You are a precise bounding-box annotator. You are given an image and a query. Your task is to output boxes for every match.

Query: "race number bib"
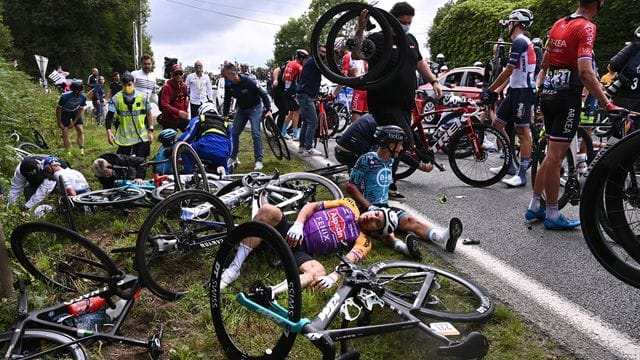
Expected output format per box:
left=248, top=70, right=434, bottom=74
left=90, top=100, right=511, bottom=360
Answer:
left=544, top=69, right=572, bottom=91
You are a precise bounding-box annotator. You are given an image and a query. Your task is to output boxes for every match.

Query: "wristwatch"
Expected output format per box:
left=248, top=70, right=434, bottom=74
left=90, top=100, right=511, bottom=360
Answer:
left=147, top=127, right=154, bottom=131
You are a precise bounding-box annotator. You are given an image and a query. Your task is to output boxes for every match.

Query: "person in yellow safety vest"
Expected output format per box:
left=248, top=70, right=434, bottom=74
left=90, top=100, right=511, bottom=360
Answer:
left=176, top=102, right=232, bottom=173
left=104, top=71, right=154, bottom=159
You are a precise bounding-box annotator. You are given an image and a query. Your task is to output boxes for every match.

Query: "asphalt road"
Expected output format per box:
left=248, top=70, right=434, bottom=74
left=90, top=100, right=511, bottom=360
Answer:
left=290, top=135, right=640, bottom=360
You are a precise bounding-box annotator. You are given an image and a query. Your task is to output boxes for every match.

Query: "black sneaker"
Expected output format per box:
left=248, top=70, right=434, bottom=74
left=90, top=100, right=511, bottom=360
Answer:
left=446, top=218, right=463, bottom=253
left=389, top=182, right=398, bottom=192
left=405, top=234, right=422, bottom=261
left=388, top=191, right=406, bottom=200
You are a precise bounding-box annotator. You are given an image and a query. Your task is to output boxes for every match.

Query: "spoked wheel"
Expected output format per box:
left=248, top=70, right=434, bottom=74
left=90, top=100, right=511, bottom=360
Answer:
left=258, top=172, right=343, bottom=217
left=325, top=104, right=340, bottom=138
left=448, top=123, right=511, bottom=187
left=172, top=141, right=210, bottom=193
left=369, top=260, right=494, bottom=322
left=10, top=222, right=120, bottom=293
left=394, top=150, right=419, bottom=181
left=135, top=190, right=234, bottom=300
left=333, top=102, right=351, bottom=133
left=17, top=142, right=44, bottom=155
left=211, top=222, right=301, bottom=359
left=421, top=95, right=439, bottom=125
left=71, top=187, right=147, bottom=207
left=0, top=329, right=89, bottom=359
left=263, top=114, right=283, bottom=160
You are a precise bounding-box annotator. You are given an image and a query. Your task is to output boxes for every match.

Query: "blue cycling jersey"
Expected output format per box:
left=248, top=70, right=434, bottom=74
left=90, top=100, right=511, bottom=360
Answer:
left=349, top=152, right=393, bottom=205
left=57, top=91, right=87, bottom=113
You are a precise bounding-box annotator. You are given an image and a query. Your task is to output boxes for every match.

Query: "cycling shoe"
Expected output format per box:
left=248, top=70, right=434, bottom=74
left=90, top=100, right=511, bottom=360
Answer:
left=543, top=214, right=580, bottom=230
left=525, top=208, right=546, bottom=221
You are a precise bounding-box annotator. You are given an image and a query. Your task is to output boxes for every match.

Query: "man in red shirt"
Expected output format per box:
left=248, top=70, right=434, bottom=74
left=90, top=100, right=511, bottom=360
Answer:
left=526, top=0, right=623, bottom=230
left=281, top=49, right=308, bottom=140
left=159, top=64, right=190, bottom=131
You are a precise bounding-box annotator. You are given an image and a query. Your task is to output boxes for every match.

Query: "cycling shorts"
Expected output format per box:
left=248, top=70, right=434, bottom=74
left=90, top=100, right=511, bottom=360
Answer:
left=540, top=91, right=582, bottom=142
left=495, top=88, right=535, bottom=127
left=351, top=90, right=368, bottom=114
left=60, top=110, right=84, bottom=127
left=287, top=93, right=300, bottom=112
left=273, top=211, right=313, bottom=267
left=334, top=147, right=361, bottom=169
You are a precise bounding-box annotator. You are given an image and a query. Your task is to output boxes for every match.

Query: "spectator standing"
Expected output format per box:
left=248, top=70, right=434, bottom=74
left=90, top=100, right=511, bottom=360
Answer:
left=222, top=63, right=272, bottom=172
left=56, top=80, right=87, bottom=155
left=109, top=72, right=123, bottom=98
left=185, top=60, right=213, bottom=117
left=159, top=64, right=190, bottom=131
left=271, top=63, right=289, bottom=132
left=132, top=54, right=158, bottom=104
left=93, top=76, right=106, bottom=126
left=296, top=44, right=326, bottom=156
left=87, top=68, right=99, bottom=90
left=281, top=49, right=309, bottom=140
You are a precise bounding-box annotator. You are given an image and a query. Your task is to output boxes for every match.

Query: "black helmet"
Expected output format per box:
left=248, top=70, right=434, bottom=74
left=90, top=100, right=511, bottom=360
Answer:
left=532, top=37, right=543, bottom=47
left=295, top=49, right=309, bottom=59
left=374, top=125, right=405, bottom=144
left=70, top=80, right=83, bottom=92
left=121, top=71, right=134, bottom=84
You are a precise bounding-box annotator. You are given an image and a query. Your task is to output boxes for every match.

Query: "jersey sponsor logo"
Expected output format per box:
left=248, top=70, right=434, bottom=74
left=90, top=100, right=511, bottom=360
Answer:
left=549, top=39, right=567, bottom=48
left=564, top=108, right=576, bottom=134
left=376, top=168, right=392, bottom=187
left=327, top=208, right=347, bottom=240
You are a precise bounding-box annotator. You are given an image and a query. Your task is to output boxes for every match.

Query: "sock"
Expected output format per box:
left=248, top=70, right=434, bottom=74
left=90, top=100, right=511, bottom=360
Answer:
left=428, top=228, right=449, bottom=243
left=229, top=243, right=253, bottom=273
left=528, top=192, right=541, bottom=212
left=518, top=158, right=530, bottom=180
left=270, top=279, right=289, bottom=298
left=546, top=202, right=559, bottom=221
left=393, top=239, right=410, bottom=255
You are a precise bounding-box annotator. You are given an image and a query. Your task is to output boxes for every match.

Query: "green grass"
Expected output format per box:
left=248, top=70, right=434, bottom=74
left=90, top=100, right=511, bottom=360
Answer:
left=0, top=57, right=574, bottom=359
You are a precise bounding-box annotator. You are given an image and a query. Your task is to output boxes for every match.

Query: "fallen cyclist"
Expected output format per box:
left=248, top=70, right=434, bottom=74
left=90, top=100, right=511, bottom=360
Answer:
left=346, top=125, right=462, bottom=260
left=91, top=153, right=147, bottom=189
left=219, top=198, right=398, bottom=293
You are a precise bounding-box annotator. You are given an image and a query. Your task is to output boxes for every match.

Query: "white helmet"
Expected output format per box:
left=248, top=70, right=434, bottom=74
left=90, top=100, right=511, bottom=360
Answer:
left=436, top=53, right=445, bottom=60
left=378, top=208, right=399, bottom=235
left=508, top=9, right=533, bottom=28
left=440, top=65, right=449, bottom=72
left=474, top=61, right=483, bottom=67
left=198, top=102, right=217, bottom=116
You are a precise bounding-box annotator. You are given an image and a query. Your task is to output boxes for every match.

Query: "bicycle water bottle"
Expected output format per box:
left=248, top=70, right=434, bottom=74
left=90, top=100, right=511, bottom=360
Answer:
left=68, top=296, right=106, bottom=317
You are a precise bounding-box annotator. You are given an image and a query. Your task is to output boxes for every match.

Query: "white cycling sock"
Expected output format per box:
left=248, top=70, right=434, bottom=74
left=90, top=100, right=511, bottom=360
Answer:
left=393, top=240, right=410, bottom=255
left=528, top=192, right=542, bottom=212
left=428, top=228, right=449, bottom=243
left=229, top=243, right=253, bottom=273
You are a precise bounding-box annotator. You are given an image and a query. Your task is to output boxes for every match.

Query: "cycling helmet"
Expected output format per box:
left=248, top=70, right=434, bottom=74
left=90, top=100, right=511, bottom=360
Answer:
left=295, top=49, right=309, bottom=59
left=508, top=9, right=533, bottom=28
left=379, top=208, right=399, bottom=235
left=635, top=25, right=640, bottom=39
left=532, top=37, right=543, bottom=47
left=436, top=53, right=445, bottom=60
left=42, top=156, right=61, bottom=169
left=374, top=125, right=405, bottom=144
left=158, top=128, right=177, bottom=146
left=440, top=65, right=449, bottom=72
left=474, top=61, right=484, bottom=67
left=198, top=102, right=217, bottom=116
left=70, top=80, right=83, bottom=92
left=121, top=71, right=134, bottom=84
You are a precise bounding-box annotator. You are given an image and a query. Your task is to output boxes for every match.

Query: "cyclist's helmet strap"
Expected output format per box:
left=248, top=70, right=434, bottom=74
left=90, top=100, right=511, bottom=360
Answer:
left=379, top=208, right=399, bottom=235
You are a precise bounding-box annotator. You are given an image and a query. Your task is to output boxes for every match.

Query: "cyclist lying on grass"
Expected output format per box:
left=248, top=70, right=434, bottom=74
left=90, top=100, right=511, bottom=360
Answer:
left=220, top=198, right=398, bottom=293
left=91, top=153, right=147, bottom=189
left=42, top=156, right=91, bottom=196
left=346, top=125, right=462, bottom=260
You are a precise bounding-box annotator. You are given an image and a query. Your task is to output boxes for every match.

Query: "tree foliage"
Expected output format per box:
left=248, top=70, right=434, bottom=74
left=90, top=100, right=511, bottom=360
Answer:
left=1, top=0, right=152, bottom=82
left=427, top=0, right=640, bottom=71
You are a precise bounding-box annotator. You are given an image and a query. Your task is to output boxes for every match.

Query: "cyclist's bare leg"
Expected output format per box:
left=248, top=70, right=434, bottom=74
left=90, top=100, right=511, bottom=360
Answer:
left=299, top=260, right=326, bottom=289
left=535, top=140, right=570, bottom=203
left=62, top=127, right=71, bottom=150
left=76, top=124, right=85, bottom=150
left=515, top=127, right=532, bottom=159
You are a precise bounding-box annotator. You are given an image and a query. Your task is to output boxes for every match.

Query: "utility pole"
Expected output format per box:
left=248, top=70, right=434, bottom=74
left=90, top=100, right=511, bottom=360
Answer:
left=137, top=0, right=144, bottom=69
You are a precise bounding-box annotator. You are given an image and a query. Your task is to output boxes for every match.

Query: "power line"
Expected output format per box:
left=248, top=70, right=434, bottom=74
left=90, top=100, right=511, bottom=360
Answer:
left=185, top=0, right=282, bottom=16
left=164, top=0, right=282, bottom=26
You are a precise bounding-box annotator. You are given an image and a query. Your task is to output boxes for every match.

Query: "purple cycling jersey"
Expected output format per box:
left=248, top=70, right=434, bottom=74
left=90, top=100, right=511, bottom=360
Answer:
left=303, top=205, right=361, bottom=255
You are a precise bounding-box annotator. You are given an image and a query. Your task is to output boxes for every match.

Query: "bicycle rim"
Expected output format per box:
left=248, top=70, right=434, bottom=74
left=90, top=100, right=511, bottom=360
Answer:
left=531, top=138, right=574, bottom=209
left=394, top=150, right=419, bottom=181
left=10, top=222, right=119, bottom=293
left=71, top=187, right=146, bottom=207
left=172, top=141, right=210, bottom=193
left=279, top=133, right=291, bottom=160
left=449, top=123, right=511, bottom=187
left=211, top=222, right=301, bottom=359
left=369, top=260, right=494, bottom=322
left=136, top=190, right=234, bottom=300
left=0, top=329, right=89, bottom=359
left=334, top=103, right=350, bottom=132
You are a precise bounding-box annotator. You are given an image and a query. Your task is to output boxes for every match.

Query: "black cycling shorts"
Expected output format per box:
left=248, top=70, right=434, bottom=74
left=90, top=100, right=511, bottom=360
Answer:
left=273, top=211, right=313, bottom=267
left=496, top=88, right=535, bottom=127
left=540, top=91, right=582, bottom=142
left=287, top=94, right=300, bottom=112
left=60, top=110, right=83, bottom=127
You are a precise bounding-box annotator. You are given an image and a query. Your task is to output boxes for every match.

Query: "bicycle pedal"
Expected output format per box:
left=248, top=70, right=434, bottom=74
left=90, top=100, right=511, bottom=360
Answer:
left=148, top=324, right=164, bottom=359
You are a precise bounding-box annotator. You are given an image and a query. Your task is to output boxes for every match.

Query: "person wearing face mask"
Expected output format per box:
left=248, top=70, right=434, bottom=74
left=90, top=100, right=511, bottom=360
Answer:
left=105, top=71, right=154, bottom=159
left=353, top=2, right=442, bottom=200
left=295, top=44, right=327, bottom=156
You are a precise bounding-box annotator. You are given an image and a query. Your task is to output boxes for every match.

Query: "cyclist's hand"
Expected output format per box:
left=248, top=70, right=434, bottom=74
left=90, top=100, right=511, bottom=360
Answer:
left=286, top=221, right=304, bottom=246
left=606, top=101, right=627, bottom=116
left=432, top=81, right=443, bottom=99
left=133, top=178, right=144, bottom=185
left=313, top=274, right=338, bottom=291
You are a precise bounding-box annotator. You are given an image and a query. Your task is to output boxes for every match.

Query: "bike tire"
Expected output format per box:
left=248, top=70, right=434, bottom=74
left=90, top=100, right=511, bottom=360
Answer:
left=0, top=329, right=89, bottom=359
left=258, top=172, right=343, bottom=217
left=211, top=221, right=301, bottom=359
left=333, top=102, right=350, bottom=132
left=448, top=123, right=511, bottom=187
left=580, top=131, right=640, bottom=288
left=71, top=187, right=146, bottom=207
left=279, top=132, right=291, bottom=160
left=171, top=141, right=210, bottom=193
left=17, top=142, right=43, bottom=154
left=369, top=260, right=494, bottom=322
left=56, top=175, right=77, bottom=231
left=264, top=115, right=284, bottom=160
left=10, top=222, right=119, bottom=293
left=136, top=189, right=234, bottom=300
left=325, top=104, right=340, bottom=138
left=33, top=129, right=49, bottom=149
left=394, top=151, right=419, bottom=181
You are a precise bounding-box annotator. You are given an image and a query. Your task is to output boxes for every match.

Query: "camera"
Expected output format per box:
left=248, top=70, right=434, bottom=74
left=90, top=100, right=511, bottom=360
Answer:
left=606, top=73, right=630, bottom=97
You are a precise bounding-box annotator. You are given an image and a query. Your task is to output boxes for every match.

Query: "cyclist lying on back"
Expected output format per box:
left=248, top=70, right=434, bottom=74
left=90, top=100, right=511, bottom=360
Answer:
left=219, top=198, right=398, bottom=293
left=42, top=156, right=91, bottom=196
left=346, top=125, right=462, bottom=260
left=176, top=102, right=232, bottom=173
left=91, top=153, right=147, bottom=189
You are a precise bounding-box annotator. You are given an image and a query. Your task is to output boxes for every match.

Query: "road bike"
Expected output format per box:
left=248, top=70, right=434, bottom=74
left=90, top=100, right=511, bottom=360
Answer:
left=135, top=171, right=343, bottom=301
left=314, top=93, right=335, bottom=158
left=210, top=222, right=494, bottom=359
left=580, top=111, right=640, bottom=289
left=262, top=111, right=291, bottom=161
left=5, top=222, right=163, bottom=359
left=10, top=129, right=48, bottom=160
left=396, top=99, right=513, bottom=187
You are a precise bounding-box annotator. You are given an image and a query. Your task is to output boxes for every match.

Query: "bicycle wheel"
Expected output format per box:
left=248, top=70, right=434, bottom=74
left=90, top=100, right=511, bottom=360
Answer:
left=258, top=172, right=343, bottom=217
left=369, top=260, right=494, bottom=322
left=0, top=329, right=89, bottom=359
left=325, top=104, right=340, bottom=138
left=33, top=129, right=49, bottom=149
left=581, top=132, right=640, bottom=288
left=211, top=221, right=301, bottom=359
left=71, top=187, right=146, bottom=207
left=263, top=115, right=283, bottom=160
left=10, top=222, right=120, bottom=293
left=136, top=189, right=234, bottom=300
left=279, top=132, right=291, bottom=160
left=317, top=112, right=329, bottom=158
left=171, top=141, right=210, bottom=193
left=333, top=102, right=350, bottom=133
left=448, top=123, right=511, bottom=187
left=394, top=150, right=419, bottom=181
left=17, top=142, right=43, bottom=155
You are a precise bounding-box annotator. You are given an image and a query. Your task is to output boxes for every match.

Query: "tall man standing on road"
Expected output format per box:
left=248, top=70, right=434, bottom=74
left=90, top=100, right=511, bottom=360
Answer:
left=186, top=60, right=213, bottom=117
left=296, top=44, right=326, bottom=157
left=484, top=9, right=537, bottom=188
left=526, top=0, right=624, bottom=230
left=354, top=2, right=442, bottom=199
left=222, top=63, right=272, bottom=172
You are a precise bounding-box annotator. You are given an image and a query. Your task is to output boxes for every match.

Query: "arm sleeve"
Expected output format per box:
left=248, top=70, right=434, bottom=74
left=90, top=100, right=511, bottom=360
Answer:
left=223, top=83, right=231, bottom=115
left=160, top=85, right=179, bottom=117
left=24, top=179, right=56, bottom=209
left=349, top=233, right=371, bottom=262
left=177, top=117, right=199, bottom=143
left=8, top=167, right=26, bottom=205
